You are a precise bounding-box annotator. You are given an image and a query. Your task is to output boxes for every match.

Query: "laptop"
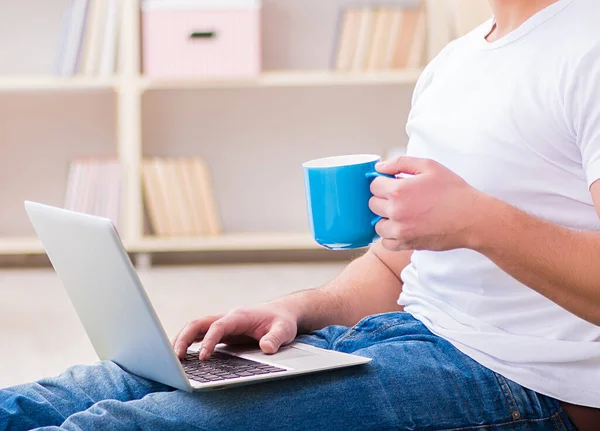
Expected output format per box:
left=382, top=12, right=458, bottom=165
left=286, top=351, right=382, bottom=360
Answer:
left=24, top=201, right=371, bottom=392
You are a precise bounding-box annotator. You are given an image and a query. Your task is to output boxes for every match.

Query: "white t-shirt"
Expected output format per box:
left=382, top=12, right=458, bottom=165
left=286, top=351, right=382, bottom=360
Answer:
left=401, top=0, right=600, bottom=407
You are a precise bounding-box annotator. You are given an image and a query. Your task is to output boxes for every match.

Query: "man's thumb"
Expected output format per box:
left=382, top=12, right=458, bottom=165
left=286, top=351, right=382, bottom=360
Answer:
left=376, top=156, right=432, bottom=176
left=259, top=324, right=288, bottom=354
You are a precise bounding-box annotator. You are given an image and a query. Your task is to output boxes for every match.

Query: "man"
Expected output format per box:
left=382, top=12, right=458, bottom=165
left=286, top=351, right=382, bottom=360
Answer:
left=3, top=0, right=600, bottom=429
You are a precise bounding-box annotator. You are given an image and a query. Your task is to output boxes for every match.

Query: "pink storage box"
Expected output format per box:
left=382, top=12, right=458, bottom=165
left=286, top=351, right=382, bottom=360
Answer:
left=142, top=0, right=261, bottom=79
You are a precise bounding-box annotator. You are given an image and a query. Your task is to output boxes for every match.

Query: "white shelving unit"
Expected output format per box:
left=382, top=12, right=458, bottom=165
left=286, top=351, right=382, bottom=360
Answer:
left=0, top=76, right=118, bottom=92
left=0, top=0, right=420, bottom=260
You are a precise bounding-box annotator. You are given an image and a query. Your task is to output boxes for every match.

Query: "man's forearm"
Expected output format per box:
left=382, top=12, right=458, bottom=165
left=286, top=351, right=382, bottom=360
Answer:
left=470, top=194, right=600, bottom=325
left=271, top=247, right=409, bottom=333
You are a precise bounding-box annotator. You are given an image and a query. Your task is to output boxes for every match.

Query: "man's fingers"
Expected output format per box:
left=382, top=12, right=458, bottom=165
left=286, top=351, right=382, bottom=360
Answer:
left=258, top=321, right=293, bottom=354
left=199, top=317, right=242, bottom=360
left=374, top=218, right=399, bottom=240
left=171, top=328, right=184, bottom=349
left=370, top=176, right=399, bottom=198
left=376, top=156, right=435, bottom=176
left=369, top=196, right=389, bottom=218
left=173, top=315, right=222, bottom=358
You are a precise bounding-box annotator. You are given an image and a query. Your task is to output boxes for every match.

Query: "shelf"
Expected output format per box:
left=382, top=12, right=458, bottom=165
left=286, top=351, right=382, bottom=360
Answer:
left=130, top=232, right=320, bottom=253
left=0, top=233, right=321, bottom=256
left=0, top=70, right=422, bottom=93
left=0, top=76, right=119, bottom=92
left=0, top=237, right=44, bottom=255
left=140, top=69, right=423, bottom=91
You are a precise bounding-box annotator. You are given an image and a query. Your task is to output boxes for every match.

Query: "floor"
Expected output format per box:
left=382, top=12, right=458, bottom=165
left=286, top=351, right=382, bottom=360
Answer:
left=0, top=262, right=346, bottom=388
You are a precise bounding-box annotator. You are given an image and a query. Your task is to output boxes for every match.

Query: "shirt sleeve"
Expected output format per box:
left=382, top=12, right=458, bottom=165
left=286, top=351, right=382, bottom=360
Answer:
left=568, top=42, right=600, bottom=188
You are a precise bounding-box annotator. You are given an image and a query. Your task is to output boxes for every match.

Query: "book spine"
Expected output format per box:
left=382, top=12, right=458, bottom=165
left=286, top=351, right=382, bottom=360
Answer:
left=99, top=0, right=120, bottom=76
left=83, top=0, right=107, bottom=75
left=164, top=158, right=190, bottom=236
left=61, top=0, right=89, bottom=76
left=180, top=158, right=205, bottom=235
left=64, top=160, right=81, bottom=210
left=351, top=7, right=374, bottom=71
left=142, top=159, right=168, bottom=237
left=334, top=8, right=360, bottom=72
left=153, top=158, right=177, bottom=236
left=382, top=9, right=403, bottom=70
left=192, top=158, right=221, bottom=236
left=54, top=1, right=74, bottom=76
left=366, top=8, right=387, bottom=71
left=407, top=9, right=427, bottom=69
left=392, top=10, right=418, bottom=69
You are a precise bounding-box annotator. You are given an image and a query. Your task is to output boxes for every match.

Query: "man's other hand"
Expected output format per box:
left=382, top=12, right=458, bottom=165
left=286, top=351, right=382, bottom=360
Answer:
left=370, top=156, right=486, bottom=252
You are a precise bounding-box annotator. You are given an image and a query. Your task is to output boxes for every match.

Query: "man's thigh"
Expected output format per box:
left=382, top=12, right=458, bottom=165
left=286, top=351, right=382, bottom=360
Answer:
left=43, top=313, right=575, bottom=431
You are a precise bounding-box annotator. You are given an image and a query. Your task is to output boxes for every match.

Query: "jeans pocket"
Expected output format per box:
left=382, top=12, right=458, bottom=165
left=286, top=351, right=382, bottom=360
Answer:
left=493, top=372, right=523, bottom=421
left=492, top=372, right=573, bottom=430
left=331, top=312, right=415, bottom=352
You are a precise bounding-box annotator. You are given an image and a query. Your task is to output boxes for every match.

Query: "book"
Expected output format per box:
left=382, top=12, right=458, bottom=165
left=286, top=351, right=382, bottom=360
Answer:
left=54, top=2, right=74, bottom=75
left=99, top=0, right=121, bottom=76
left=351, top=7, right=375, bottom=71
left=78, top=159, right=94, bottom=214
left=191, top=158, right=221, bottom=236
left=366, top=8, right=395, bottom=71
left=82, top=0, right=107, bottom=75
left=179, top=158, right=206, bottom=235
left=87, top=161, right=101, bottom=216
left=334, top=8, right=361, bottom=71
left=60, top=0, right=90, bottom=76
left=80, top=0, right=97, bottom=74
left=166, top=158, right=193, bottom=236
left=105, top=161, right=123, bottom=228
left=391, top=9, right=421, bottom=69
left=382, top=9, right=404, bottom=70
left=406, top=8, right=427, bottom=69
left=64, top=158, right=123, bottom=228
left=333, top=5, right=428, bottom=72
left=141, top=157, right=222, bottom=237
left=142, top=159, right=170, bottom=236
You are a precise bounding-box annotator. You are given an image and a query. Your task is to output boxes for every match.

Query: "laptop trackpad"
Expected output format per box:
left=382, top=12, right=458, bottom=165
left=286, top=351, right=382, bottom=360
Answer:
left=223, top=345, right=317, bottom=361
left=259, top=346, right=316, bottom=360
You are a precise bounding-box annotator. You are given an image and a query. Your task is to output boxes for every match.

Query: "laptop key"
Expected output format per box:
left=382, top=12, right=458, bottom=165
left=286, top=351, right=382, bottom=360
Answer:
left=204, top=376, right=225, bottom=381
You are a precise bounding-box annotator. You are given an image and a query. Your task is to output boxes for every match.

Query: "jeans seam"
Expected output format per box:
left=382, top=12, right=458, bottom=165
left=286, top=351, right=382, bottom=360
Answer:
left=331, top=327, right=359, bottom=350
left=330, top=313, right=408, bottom=350
left=331, top=320, right=410, bottom=351
left=437, top=409, right=567, bottom=431
left=552, top=409, right=568, bottom=431
left=493, top=373, right=521, bottom=421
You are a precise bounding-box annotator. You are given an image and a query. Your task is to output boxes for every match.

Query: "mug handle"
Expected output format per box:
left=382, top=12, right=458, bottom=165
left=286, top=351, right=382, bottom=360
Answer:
left=366, top=172, right=396, bottom=226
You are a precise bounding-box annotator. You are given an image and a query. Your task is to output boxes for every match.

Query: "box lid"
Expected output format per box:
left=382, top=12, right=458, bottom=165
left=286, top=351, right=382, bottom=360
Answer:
left=142, top=0, right=261, bottom=11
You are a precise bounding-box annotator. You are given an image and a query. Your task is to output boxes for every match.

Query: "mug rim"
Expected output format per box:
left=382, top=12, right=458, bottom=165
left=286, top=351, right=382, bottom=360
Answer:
left=302, top=154, right=381, bottom=169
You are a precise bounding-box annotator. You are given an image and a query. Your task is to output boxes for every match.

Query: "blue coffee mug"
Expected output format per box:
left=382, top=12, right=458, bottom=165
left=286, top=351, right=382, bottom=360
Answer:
left=302, top=154, right=394, bottom=250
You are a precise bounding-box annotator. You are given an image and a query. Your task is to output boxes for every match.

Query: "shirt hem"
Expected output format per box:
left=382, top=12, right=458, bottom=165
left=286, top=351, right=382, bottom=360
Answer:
left=406, top=309, right=600, bottom=408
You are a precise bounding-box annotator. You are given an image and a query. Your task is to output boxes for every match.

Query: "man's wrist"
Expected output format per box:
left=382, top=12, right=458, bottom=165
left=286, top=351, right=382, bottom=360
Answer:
left=268, top=290, right=317, bottom=333
left=463, top=192, right=514, bottom=253
left=269, top=288, right=343, bottom=334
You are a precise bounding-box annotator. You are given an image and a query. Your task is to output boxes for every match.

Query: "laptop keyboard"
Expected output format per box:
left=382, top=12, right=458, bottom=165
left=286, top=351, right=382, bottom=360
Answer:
left=181, top=351, right=286, bottom=383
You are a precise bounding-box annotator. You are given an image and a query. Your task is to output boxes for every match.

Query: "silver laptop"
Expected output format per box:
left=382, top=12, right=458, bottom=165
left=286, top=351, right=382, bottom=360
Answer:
left=24, top=201, right=371, bottom=392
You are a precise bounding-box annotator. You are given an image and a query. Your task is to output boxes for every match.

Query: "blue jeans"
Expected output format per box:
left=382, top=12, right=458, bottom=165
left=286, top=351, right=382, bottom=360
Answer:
left=1, top=312, right=575, bottom=430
